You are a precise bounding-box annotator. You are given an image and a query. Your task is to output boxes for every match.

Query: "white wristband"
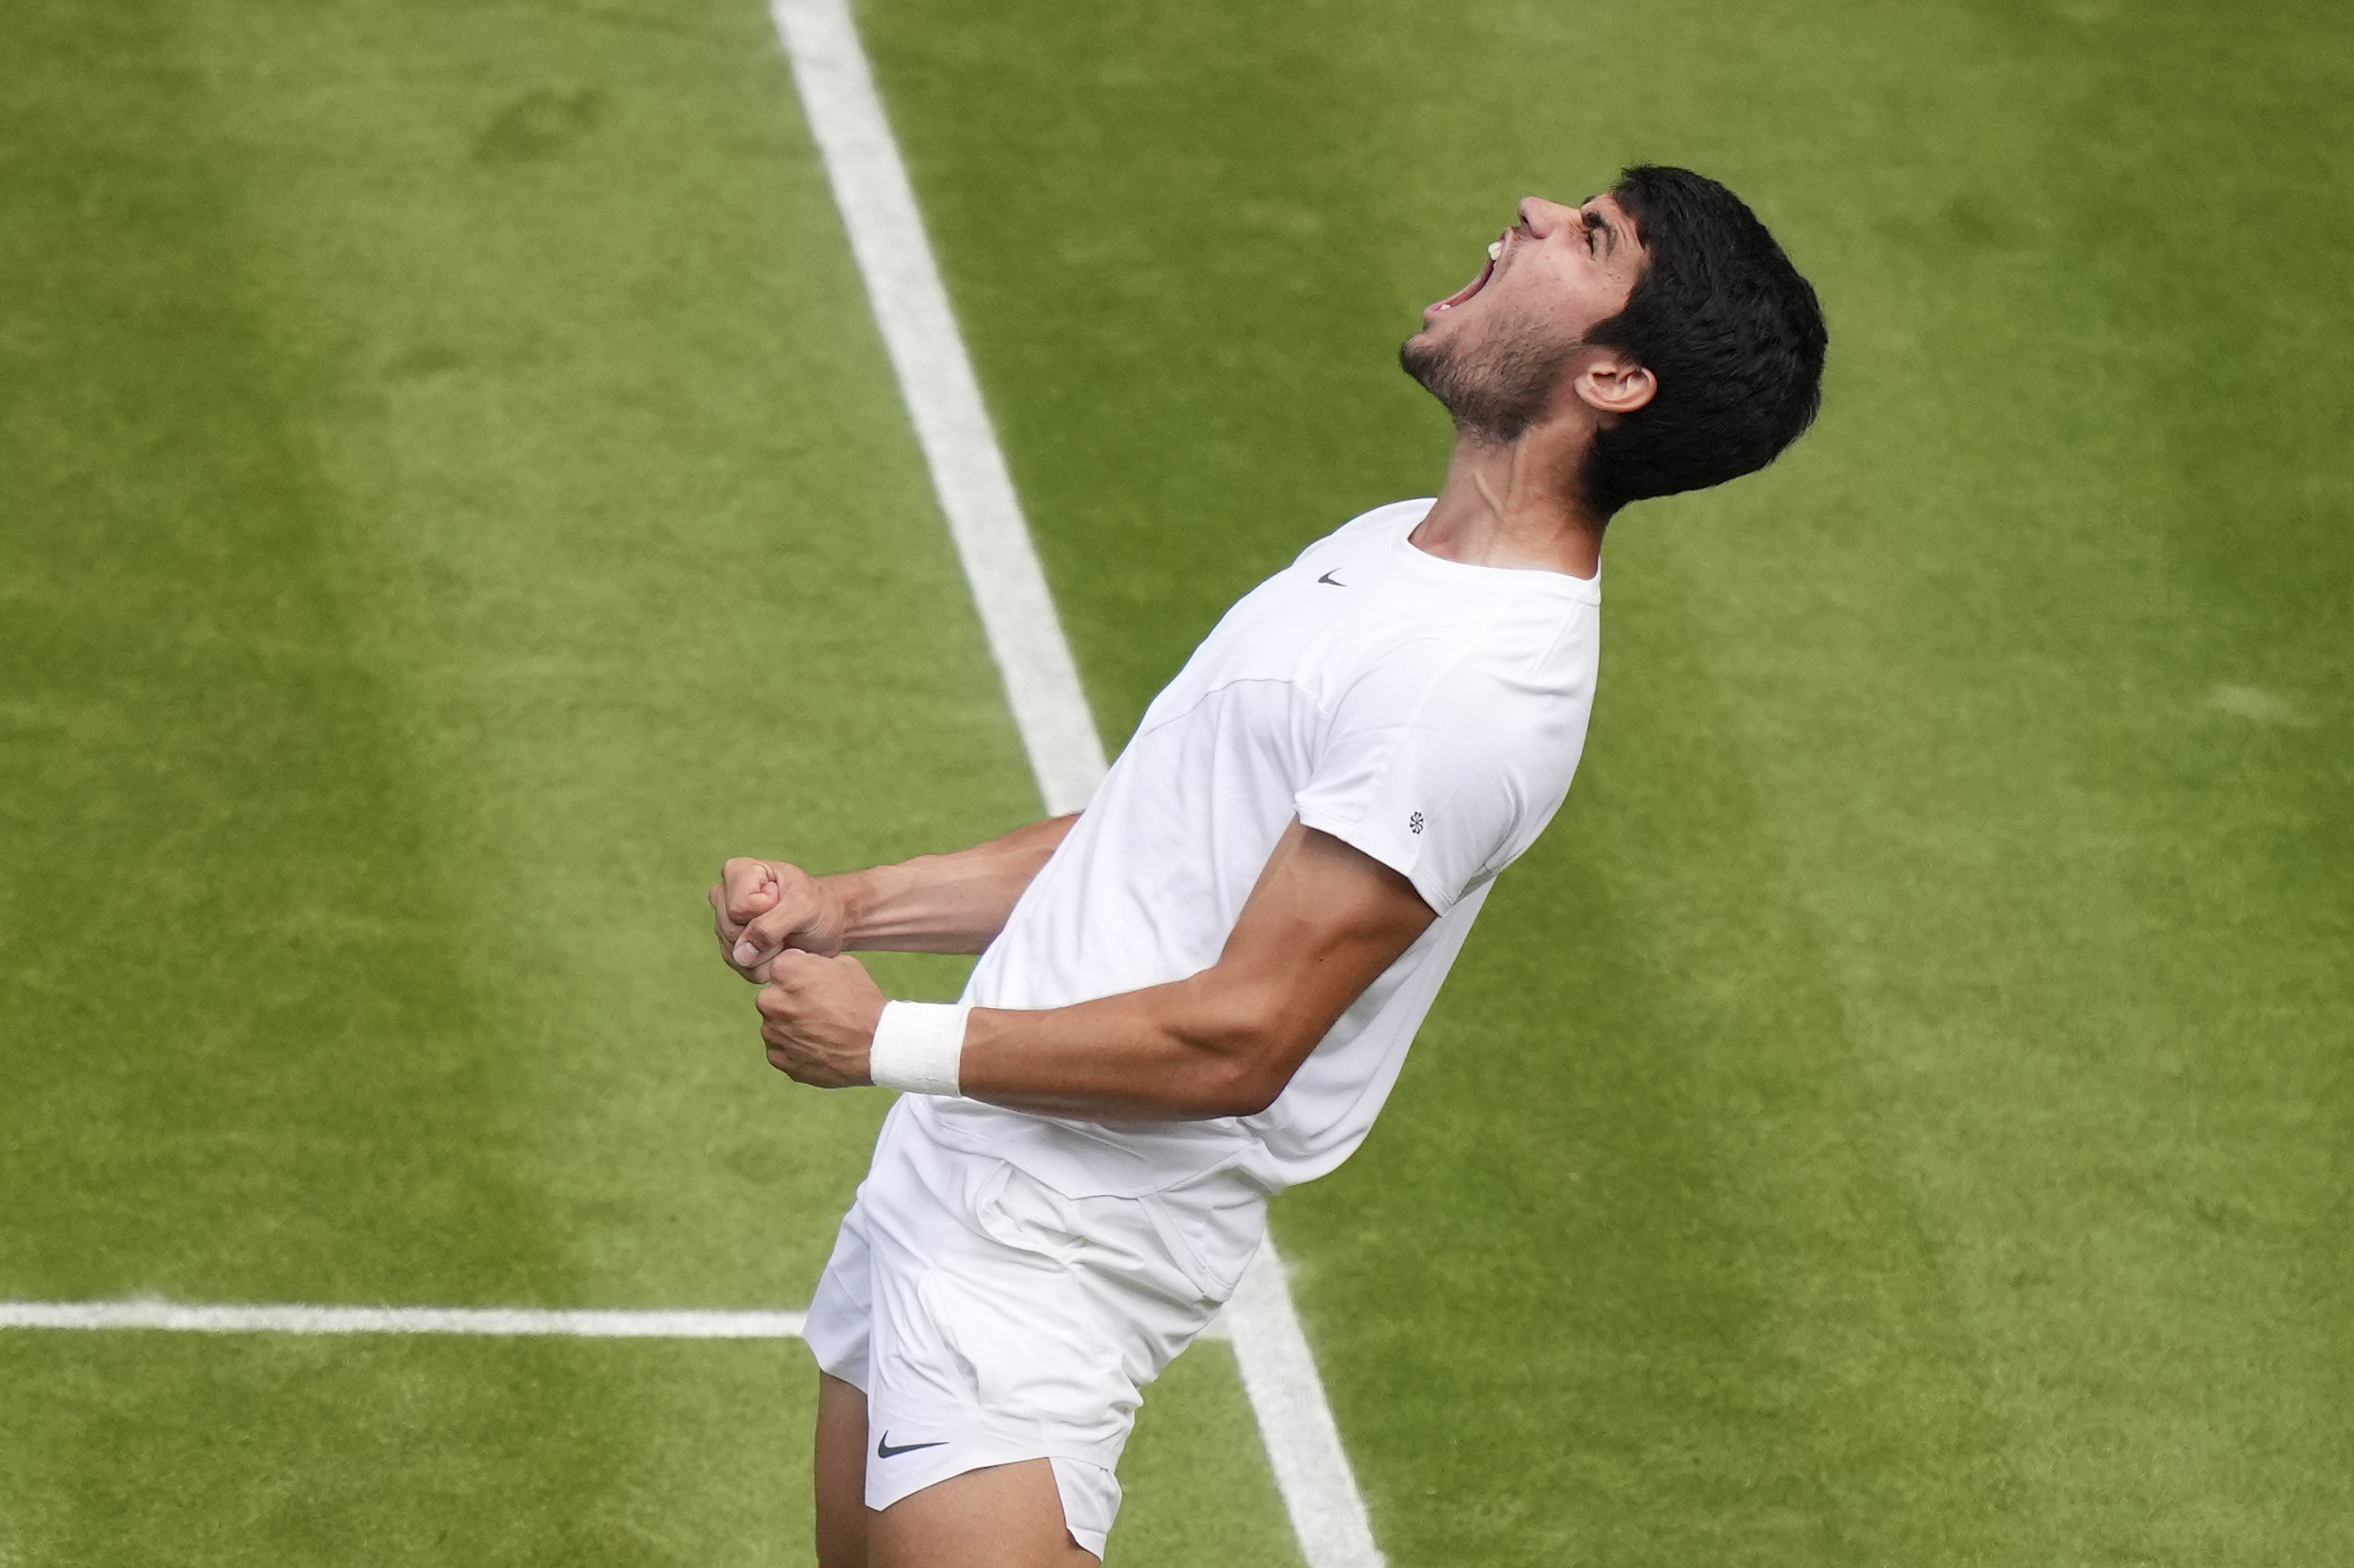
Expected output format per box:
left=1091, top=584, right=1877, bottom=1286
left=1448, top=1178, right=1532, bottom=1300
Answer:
left=868, top=1001, right=970, bottom=1097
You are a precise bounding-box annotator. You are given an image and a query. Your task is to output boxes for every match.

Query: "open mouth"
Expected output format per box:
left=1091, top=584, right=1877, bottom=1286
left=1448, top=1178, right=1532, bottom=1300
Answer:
left=1424, top=230, right=1510, bottom=320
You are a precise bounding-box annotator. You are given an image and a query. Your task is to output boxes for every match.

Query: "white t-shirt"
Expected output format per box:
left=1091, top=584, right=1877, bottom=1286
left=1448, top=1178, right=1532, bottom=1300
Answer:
left=909, top=498, right=1601, bottom=1198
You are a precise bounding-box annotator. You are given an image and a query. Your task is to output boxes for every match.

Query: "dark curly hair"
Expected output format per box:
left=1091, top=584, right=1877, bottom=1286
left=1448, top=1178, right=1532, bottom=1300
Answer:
left=1579, top=165, right=1827, bottom=517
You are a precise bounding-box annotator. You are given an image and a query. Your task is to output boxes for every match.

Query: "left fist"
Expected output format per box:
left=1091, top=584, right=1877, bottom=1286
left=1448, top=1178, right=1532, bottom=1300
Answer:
left=755, top=951, right=889, bottom=1088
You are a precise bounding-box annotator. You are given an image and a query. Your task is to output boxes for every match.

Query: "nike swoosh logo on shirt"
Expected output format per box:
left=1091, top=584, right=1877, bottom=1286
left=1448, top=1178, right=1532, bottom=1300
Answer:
left=1317, top=570, right=1345, bottom=586
left=876, top=1434, right=949, bottom=1460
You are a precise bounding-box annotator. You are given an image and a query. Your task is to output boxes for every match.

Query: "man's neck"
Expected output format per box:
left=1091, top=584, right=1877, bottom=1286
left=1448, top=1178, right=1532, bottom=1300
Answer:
left=1410, top=430, right=1606, bottom=580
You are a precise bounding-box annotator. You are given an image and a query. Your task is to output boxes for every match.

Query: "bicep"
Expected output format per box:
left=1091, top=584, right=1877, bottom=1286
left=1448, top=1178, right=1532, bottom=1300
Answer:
left=1206, top=818, right=1437, bottom=1065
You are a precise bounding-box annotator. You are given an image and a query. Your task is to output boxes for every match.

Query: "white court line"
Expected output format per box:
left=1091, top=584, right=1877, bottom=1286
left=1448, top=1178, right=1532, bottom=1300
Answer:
left=0, top=1298, right=1233, bottom=1344
left=0, top=1301, right=806, bottom=1338
left=769, top=0, right=1102, bottom=818
left=769, top=3, right=1386, bottom=1564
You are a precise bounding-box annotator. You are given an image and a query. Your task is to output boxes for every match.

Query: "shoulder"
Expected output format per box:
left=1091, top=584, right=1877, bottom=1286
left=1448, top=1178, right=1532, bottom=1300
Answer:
left=1338, top=577, right=1597, bottom=696
left=1312, top=604, right=1597, bottom=789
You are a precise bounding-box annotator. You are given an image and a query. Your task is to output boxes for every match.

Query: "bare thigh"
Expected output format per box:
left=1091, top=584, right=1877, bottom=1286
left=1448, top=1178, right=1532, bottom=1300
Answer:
left=815, top=1372, right=871, bottom=1568
left=812, top=1371, right=1097, bottom=1568
left=871, top=1457, right=1099, bottom=1568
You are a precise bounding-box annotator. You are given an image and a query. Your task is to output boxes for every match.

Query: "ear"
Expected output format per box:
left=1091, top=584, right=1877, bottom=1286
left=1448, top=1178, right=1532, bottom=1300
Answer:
left=1570, top=354, right=1656, bottom=417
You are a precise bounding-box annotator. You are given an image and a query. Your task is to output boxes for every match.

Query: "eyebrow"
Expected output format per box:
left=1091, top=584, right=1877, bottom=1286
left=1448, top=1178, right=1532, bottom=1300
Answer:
left=1584, top=207, right=1619, bottom=258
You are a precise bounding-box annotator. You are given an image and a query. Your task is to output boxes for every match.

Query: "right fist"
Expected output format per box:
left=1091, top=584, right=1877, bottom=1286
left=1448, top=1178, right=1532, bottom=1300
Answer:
left=709, top=858, right=849, bottom=981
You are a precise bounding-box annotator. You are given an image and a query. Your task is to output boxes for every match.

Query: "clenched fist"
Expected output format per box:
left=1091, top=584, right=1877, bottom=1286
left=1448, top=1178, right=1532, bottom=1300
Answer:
left=756, top=950, right=888, bottom=1088
left=709, top=857, right=853, bottom=981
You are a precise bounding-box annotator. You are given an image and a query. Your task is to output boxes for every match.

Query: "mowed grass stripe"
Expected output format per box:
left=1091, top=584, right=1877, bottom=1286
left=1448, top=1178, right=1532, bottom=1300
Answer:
left=0, top=0, right=1304, bottom=1562
left=0, top=0, right=561, bottom=1320
left=0, top=1332, right=820, bottom=1565
left=159, top=0, right=1026, bottom=1309
left=855, top=0, right=2354, bottom=1563
left=0, top=0, right=677, bottom=1555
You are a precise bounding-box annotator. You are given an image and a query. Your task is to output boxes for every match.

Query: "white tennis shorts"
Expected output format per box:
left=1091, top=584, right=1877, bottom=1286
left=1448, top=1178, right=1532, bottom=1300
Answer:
left=803, top=1101, right=1267, bottom=1558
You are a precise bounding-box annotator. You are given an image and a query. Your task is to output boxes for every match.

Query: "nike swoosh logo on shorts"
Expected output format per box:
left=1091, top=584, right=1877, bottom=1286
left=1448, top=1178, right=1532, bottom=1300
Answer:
left=1317, top=570, right=1345, bottom=586
left=876, top=1433, right=949, bottom=1459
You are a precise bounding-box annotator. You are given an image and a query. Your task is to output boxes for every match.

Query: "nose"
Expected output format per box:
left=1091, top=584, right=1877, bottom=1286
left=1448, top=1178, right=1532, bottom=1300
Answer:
left=1516, top=196, right=1581, bottom=235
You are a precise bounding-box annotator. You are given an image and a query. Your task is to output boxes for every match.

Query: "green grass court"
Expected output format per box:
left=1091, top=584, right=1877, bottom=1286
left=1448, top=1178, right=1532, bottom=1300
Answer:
left=4, top=0, right=2350, bottom=1562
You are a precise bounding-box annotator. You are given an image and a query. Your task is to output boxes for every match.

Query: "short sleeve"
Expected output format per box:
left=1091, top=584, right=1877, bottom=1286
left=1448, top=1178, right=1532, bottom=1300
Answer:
left=1293, top=641, right=1587, bottom=915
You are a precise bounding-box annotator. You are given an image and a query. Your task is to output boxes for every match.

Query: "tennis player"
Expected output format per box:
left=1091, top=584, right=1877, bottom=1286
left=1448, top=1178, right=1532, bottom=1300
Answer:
left=712, top=165, right=1824, bottom=1567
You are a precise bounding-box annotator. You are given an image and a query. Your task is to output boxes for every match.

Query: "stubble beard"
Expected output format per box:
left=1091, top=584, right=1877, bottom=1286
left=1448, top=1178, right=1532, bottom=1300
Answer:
left=1398, top=314, right=1576, bottom=445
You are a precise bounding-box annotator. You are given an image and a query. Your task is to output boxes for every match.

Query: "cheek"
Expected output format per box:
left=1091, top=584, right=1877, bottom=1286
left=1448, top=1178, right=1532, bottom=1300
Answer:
left=1561, top=278, right=1629, bottom=340
left=1596, top=256, right=1644, bottom=314
left=1508, top=256, right=1602, bottom=332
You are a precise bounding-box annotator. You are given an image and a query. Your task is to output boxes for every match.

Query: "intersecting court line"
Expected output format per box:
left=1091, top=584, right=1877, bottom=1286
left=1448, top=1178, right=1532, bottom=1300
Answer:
left=769, top=2, right=1385, bottom=1563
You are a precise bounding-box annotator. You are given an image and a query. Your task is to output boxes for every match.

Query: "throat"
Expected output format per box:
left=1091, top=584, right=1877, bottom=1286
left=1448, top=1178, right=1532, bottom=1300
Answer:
left=1414, top=439, right=1604, bottom=579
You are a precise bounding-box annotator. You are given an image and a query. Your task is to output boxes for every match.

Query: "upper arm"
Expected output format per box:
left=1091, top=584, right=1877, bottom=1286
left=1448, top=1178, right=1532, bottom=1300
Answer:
left=1196, top=818, right=1438, bottom=1106
left=1199, top=639, right=1590, bottom=1107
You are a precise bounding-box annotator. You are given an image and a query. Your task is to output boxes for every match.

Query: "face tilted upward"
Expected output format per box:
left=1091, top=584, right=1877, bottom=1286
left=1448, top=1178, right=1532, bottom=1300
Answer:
left=1400, top=193, right=1649, bottom=444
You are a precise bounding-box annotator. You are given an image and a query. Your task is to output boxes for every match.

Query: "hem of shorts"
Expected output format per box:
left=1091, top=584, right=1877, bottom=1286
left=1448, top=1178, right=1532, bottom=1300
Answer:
left=1049, top=1456, right=1111, bottom=1562
left=867, top=1437, right=1117, bottom=1557
left=802, top=1326, right=867, bottom=1393
left=865, top=1435, right=1109, bottom=1511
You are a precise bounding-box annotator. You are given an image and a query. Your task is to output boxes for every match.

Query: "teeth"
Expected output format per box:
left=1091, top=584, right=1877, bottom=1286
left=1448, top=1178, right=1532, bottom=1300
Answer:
left=1488, top=240, right=1503, bottom=260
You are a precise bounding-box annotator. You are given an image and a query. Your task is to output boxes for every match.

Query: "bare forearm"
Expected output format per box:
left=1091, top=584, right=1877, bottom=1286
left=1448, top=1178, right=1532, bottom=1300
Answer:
left=958, top=974, right=1301, bottom=1121
left=749, top=822, right=1436, bottom=1120
left=947, top=822, right=1433, bottom=1119
left=829, top=815, right=1075, bottom=954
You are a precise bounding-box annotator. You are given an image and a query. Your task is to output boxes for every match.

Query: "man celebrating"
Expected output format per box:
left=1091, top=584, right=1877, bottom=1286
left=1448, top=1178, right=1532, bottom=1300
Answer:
left=712, top=165, right=1825, bottom=1567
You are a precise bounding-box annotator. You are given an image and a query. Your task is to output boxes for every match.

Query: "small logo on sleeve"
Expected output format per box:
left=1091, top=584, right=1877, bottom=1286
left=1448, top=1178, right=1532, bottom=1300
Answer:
left=1408, top=811, right=1424, bottom=835
left=876, top=1433, right=949, bottom=1459
left=1317, top=570, right=1346, bottom=586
